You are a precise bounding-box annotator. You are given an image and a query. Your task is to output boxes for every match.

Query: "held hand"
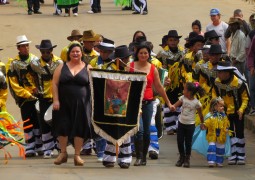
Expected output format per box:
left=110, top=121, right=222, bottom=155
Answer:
left=168, top=105, right=175, bottom=112
left=200, top=123, right=206, bottom=130
left=164, top=77, right=171, bottom=87
left=53, top=101, right=60, bottom=111
left=237, top=110, right=243, bottom=120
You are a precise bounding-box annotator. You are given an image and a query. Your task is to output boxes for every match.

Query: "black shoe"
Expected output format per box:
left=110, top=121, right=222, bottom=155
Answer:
left=37, top=151, right=44, bottom=156
left=132, top=11, right=140, bottom=14
left=119, top=162, right=130, bottom=169
left=34, top=11, right=42, bottom=14
left=183, top=155, right=190, bottom=168
left=28, top=11, right=33, bottom=15
left=103, top=161, right=115, bottom=168
left=80, top=148, right=92, bottom=155
left=122, top=6, right=132, bottom=11
left=149, top=151, right=158, bottom=160
left=25, top=152, right=36, bottom=157
left=175, top=155, right=185, bottom=167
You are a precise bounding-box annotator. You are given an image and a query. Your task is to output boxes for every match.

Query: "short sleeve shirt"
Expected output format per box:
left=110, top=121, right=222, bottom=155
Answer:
left=179, top=95, right=202, bottom=125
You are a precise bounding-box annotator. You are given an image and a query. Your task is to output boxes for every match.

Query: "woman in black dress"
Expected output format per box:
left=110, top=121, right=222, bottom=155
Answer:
left=52, top=41, right=92, bottom=166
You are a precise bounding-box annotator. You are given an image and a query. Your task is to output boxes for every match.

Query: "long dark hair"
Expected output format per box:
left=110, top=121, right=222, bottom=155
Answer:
left=192, top=20, right=202, bottom=32
left=132, top=30, right=146, bottom=42
left=67, top=41, right=84, bottom=62
left=133, top=42, right=151, bottom=62
left=186, top=82, right=205, bottom=97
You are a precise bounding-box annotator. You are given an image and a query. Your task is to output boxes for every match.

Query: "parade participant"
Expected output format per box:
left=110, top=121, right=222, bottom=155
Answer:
left=159, top=35, right=168, bottom=49
left=0, top=48, right=7, bottom=112
left=157, top=30, right=184, bottom=135
left=30, top=40, right=63, bottom=159
left=60, top=29, right=83, bottom=62
left=52, top=41, right=92, bottom=166
left=57, top=0, right=79, bottom=16
left=206, top=8, right=230, bottom=54
left=204, top=30, right=221, bottom=45
left=132, top=0, right=148, bottom=15
left=80, top=30, right=100, bottom=64
left=212, top=61, right=249, bottom=165
left=7, top=35, right=43, bottom=157
left=102, top=45, right=133, bottom=169
left=126, top=42, right=175, bottom=166
left=174, top=82, right=205, bottom=168
left=192, top=20, right=204, bottom=36
left=0, top=0, right=9, bottom=5
left=87, top=0, right=101, bottom=14
left=90, top=38, right=116, bottom=162
left=27, top=0, right=42, bottom=15
left=228, top=17, right=246, bottom=75
left=200, top=97, right=230, bottom=167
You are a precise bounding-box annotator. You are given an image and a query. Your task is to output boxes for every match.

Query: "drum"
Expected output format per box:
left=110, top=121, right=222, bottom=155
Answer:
left=44, top=104, right=53, bottom=126
left=35, top=100, right=40, bottom=112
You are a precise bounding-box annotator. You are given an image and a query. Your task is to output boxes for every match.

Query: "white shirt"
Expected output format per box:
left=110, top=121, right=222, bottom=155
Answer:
left=179, top=95, right=202, bottom=125
left=206, top=21, right=229, bottom=52
left=230, top=30, right=246, bottom=62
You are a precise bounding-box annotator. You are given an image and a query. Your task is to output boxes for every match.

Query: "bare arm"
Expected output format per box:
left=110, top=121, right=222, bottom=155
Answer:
left=153, top=68, right=174, bottom=111
left=52, top=63, right=63, bottom=110
left=226, top=38, right=231, bottom=55
left=173, top=100, right=182, bottom=108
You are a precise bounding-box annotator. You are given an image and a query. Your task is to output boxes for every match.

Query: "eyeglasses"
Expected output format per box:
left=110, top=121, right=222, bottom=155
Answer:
left=40, top=51, right=51, bottom=54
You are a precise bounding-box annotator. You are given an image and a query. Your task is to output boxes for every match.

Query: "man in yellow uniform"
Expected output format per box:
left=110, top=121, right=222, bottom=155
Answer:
left=0, top=48, right=7, bottom=112
left=30, top=40, right=63, bottom=159
left=7, top=35, right=42, bottom=157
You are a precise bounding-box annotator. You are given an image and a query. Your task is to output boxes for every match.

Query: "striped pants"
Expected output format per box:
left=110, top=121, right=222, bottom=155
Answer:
left=207, top=142, right=225, bottom=165
left=132, top=0, right=147, bottom=13
left=103, top=137, right=132, bottom=164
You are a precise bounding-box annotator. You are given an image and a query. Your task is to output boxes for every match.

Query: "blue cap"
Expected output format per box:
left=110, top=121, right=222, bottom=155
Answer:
left=210, top=8, right=220, bottom=16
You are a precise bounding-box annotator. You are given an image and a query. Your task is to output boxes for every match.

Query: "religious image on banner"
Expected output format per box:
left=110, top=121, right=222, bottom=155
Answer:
left=104, top=79, right=130, bottom=117
left=90, top=69, right=147, bottom=146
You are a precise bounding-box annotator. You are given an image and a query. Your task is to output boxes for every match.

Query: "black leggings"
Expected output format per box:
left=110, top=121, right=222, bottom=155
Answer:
left=177, top=121, right=195, bottom=155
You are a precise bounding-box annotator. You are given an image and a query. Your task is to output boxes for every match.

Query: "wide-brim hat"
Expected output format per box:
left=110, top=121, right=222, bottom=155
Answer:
left=67, top=29, right=83, bottom=41
left=167, top=30, right=182, bottom=39
left=109, top=45, right=133, bottom=59
left=80, top=30, right=100, bottom=42
left=228, top=17, right=242, bottom=25
left=96, top=38, right=115, bottom=51
left=132, top=36, right=147, bottom=47
left=204, top=30, right=221, bottom=40
left=16, top=35, right=31, bottom=45
left=35, top=39, right=57, bottom=50
left=208, top=44, right=225, bottom=54
left=199, top=44, right=211, bottom=51
left=185, top=32, right=198, bottom=41
left=189, top=35, right=205, bottom=45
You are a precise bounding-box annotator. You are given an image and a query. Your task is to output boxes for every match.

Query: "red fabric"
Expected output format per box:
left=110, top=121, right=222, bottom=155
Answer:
left=130, top=62, right=155, bottom=100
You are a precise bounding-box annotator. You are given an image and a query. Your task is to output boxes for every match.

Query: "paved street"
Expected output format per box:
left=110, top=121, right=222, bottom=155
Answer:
left=1, top=0, right=255, bottom=179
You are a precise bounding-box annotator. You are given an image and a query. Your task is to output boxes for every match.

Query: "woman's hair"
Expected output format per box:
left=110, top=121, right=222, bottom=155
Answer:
left=67, top=41, right=84, bottom=61
left=185, top=82, right=205, bottom=97
left=133, top=42, right=151, bottom=62
left=132, top=30, right=146, bottom=42
left=209, top=97, right=224, bottom=113
left=192, top=20, right=202, bottom=32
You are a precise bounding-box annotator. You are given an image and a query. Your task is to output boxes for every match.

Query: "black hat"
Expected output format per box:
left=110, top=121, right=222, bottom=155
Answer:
left=204, top=30, right=221, bottom=40
left=189, top=35, right=205, bottom=46
left=185, top=32, right=198, bottom=41
left=109, top=45, right=133, bottom=59
left=96, top=38, right=115, bottom=51
left=167, top=30, right=182, bottom=39
left=159, top=35, right=168, bottom=46
left=35, top=40, right=57, bottom=50
left=215, top=61, right=236, bottom=71
left=208, top=44, right=225, bottom=54
left=132, top=36, right=147, bottom=47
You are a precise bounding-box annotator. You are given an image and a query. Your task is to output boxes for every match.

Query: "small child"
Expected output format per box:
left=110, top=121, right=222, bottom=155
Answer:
left=201, top=97, right=230, bottom=167
left=174, top=82, right=205, bottom=168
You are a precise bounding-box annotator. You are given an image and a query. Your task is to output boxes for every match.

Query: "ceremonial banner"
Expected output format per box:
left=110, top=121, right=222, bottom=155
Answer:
left=90, top=69, right=147, bottom=146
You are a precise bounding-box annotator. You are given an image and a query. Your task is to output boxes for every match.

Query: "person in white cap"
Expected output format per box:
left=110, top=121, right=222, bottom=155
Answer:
left=6, top=35, right=43, bottom=157
left=206, top=8, right=230, bottom=54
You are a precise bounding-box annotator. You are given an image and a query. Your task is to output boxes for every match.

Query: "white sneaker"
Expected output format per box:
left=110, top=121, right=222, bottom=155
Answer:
left=87, top=10, right=94, bottom=14
left=43, top=151, right=54, bottom=159
left=236, top=160, right=245, bottom=165
left=64, top=13, right=69, bottom=17
left=216, top=163, right=223, bottom=167
left=97, top=157, right=103, bottom=162
left=228, top=160, right=236, bottom=165
left=73, top=13, right=78, bottom=17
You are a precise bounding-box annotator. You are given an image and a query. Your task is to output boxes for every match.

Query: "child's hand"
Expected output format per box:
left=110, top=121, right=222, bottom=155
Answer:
left=200, top=123, right=206, bottom=130
left=169, top=105, right=176, bottom=112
